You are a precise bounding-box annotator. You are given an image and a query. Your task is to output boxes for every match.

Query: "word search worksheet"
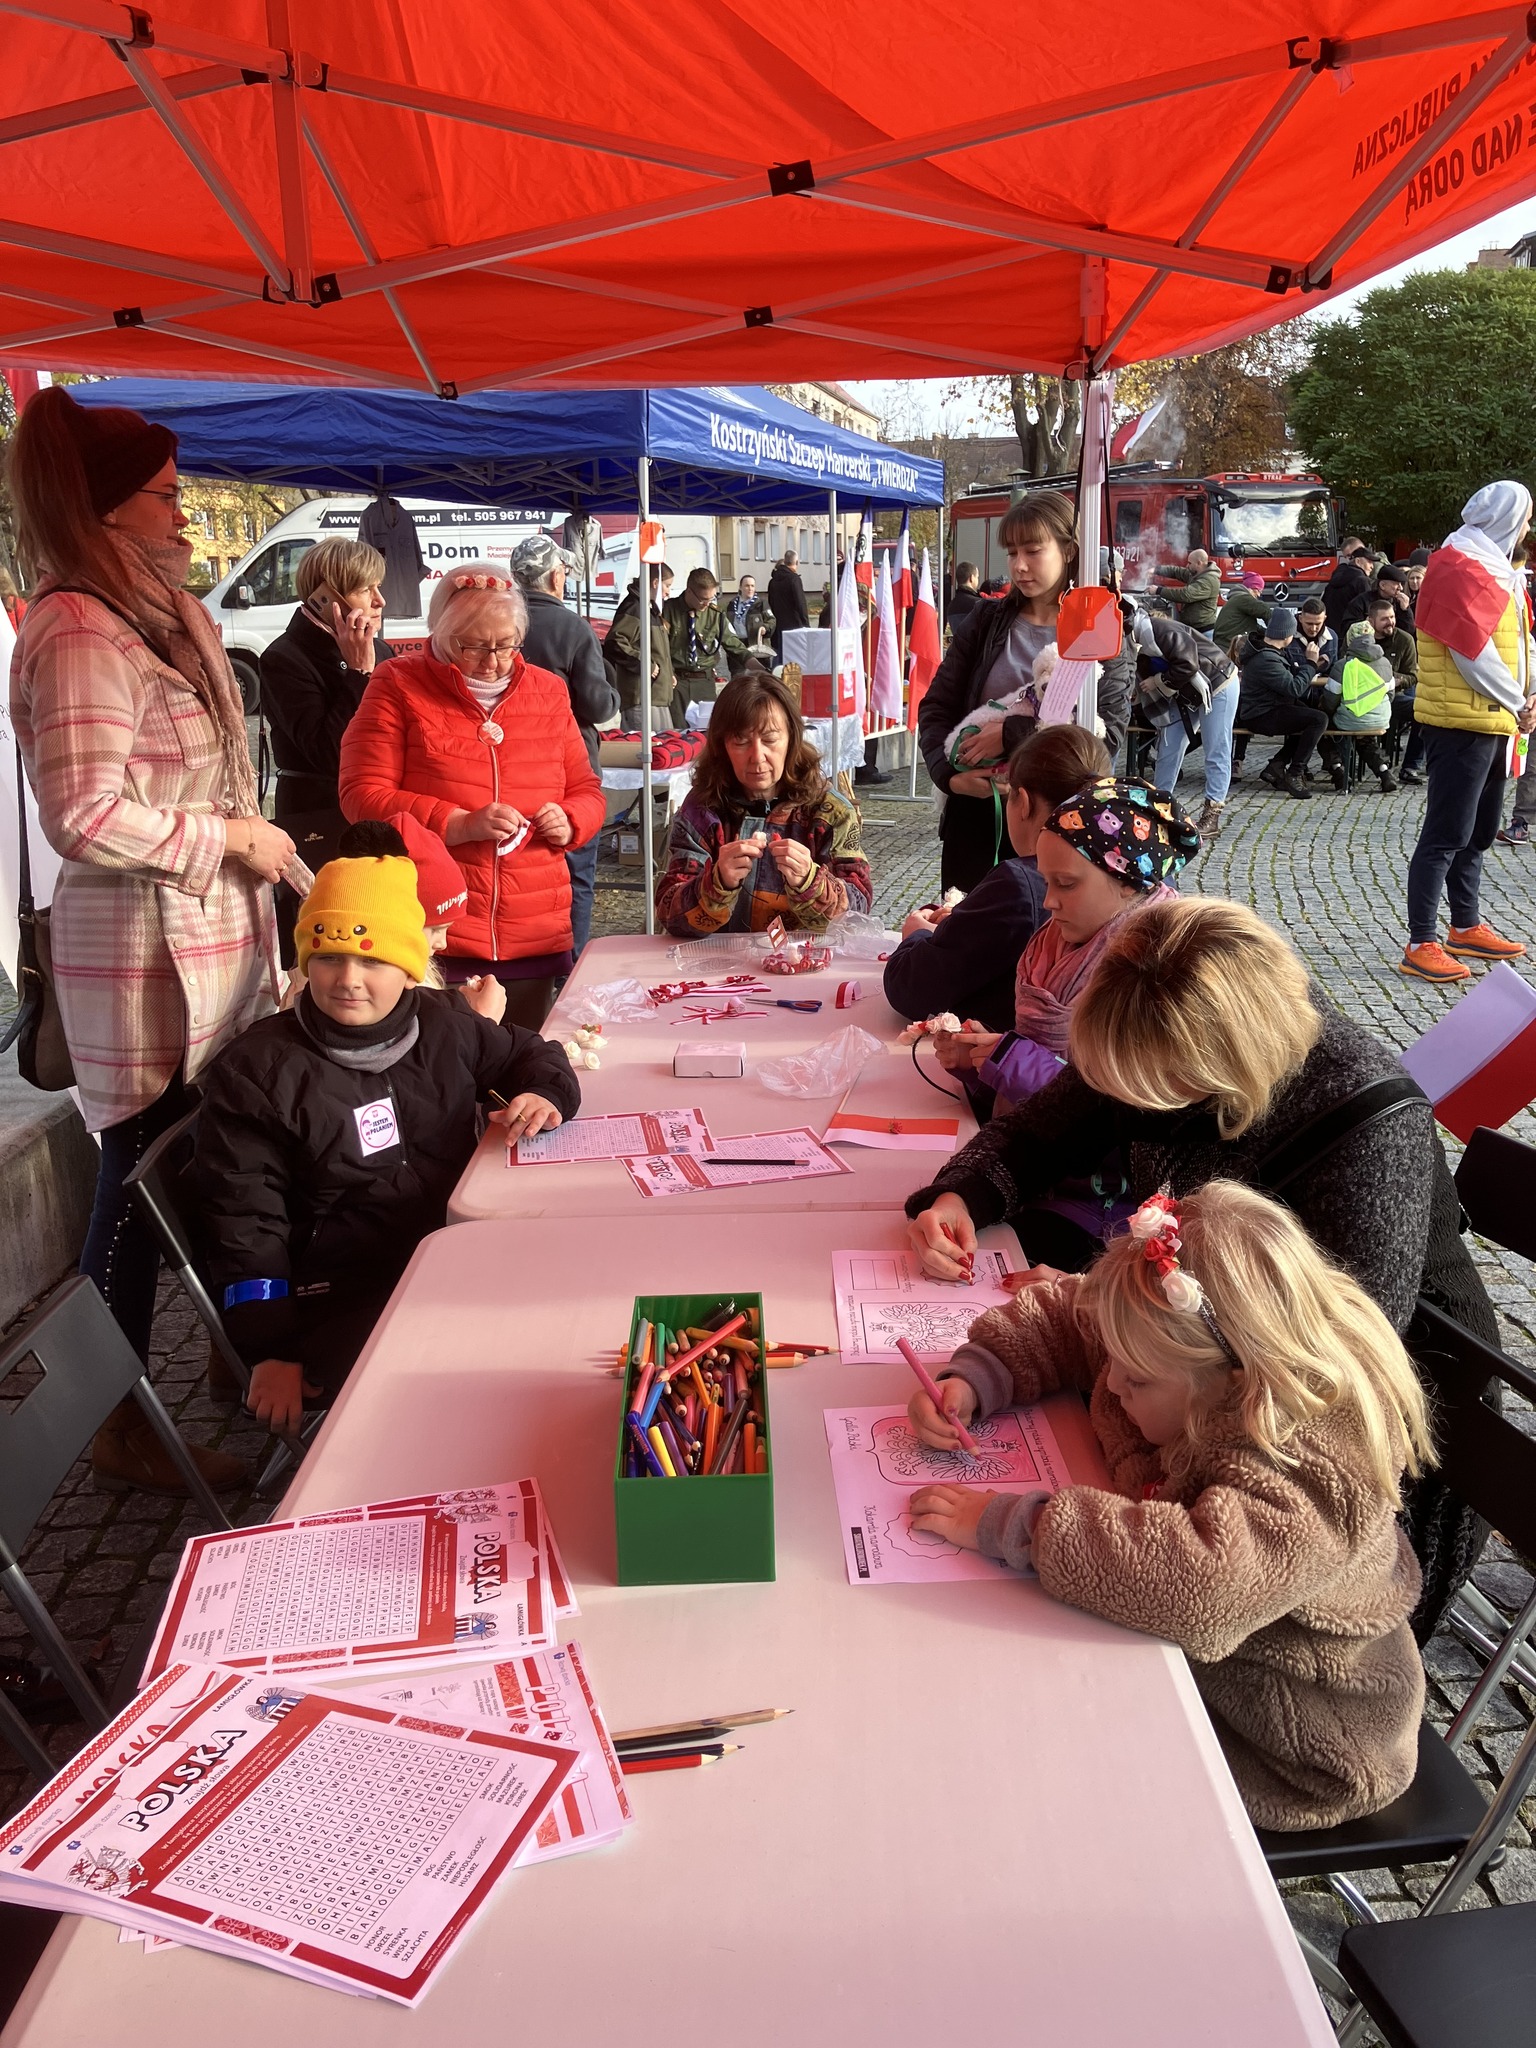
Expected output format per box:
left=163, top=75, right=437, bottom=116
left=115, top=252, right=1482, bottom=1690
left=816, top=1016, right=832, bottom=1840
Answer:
left=825, top=1404, right=1072, bottom=1585
left=141, top=1482, right=563, bottom=1685
left=832, top=1246, right=1016, bottom=1363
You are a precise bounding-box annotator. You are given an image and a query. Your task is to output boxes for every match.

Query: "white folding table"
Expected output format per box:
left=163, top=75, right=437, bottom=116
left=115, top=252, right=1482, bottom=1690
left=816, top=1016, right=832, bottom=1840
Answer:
left=450, top=932, right=976, bottom=1221
left=3, top=1210, right=1331, bottom=2047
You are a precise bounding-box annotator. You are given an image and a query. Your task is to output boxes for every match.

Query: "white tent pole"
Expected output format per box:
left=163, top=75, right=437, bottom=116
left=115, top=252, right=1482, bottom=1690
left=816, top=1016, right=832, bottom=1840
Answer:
left=638, top=455, right=655, bottom=936
left=1076, top=375, right=1113, bottom=732
left=827, top=489, right=840, bottom=798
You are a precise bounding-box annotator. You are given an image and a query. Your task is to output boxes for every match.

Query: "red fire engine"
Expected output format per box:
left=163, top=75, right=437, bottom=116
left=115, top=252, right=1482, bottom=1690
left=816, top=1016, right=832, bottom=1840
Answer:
left=949, top=466, right=1343, bottom=603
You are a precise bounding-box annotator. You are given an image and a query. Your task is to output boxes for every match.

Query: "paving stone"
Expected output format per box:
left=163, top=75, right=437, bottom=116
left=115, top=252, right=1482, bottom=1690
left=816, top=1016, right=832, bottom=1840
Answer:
left=1487, top=1846, right=1536, bottom=1903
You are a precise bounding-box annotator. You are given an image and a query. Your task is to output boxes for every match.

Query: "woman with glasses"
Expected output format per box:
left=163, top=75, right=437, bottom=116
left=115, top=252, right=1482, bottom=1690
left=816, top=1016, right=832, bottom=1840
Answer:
left=339, top=561, right=604, bottom=1027
left=7, top=386, right=288, bottom=1497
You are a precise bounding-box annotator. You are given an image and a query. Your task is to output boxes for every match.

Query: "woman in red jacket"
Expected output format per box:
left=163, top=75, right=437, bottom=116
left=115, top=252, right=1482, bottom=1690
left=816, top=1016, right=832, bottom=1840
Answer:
left=339, top=562, right=605, bottom=1027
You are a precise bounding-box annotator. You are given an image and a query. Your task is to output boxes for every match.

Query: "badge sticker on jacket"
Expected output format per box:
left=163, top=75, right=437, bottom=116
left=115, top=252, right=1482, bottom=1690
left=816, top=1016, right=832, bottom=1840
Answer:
left=354, top=1096, right=401, bottom=1157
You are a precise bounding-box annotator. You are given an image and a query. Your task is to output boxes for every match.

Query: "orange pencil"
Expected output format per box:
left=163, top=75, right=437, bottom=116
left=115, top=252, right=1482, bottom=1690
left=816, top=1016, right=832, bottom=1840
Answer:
left=702, top=1401, right=722, bottom=1473
left=743, top=1421, right=757, bottom=1474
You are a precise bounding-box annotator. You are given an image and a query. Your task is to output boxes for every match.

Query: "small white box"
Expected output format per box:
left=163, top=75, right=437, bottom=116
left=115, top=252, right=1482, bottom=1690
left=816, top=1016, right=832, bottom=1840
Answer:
left=673, top=1040, right=746, bottom=1079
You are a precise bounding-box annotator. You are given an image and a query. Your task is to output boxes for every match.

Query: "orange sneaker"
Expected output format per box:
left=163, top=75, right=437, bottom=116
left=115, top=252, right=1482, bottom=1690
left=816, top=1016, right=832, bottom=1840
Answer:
left=1399, top=941, right=1472, bottom=984
left=1445, top=924, right=1527, bottom=960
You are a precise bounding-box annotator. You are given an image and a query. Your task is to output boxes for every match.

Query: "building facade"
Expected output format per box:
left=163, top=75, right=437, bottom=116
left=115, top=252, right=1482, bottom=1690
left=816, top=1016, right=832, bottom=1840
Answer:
left=182, top=480, right=301, bottom=589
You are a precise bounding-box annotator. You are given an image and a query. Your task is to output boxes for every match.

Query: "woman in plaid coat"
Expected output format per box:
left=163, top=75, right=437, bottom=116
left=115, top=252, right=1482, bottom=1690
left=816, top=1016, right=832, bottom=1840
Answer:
left=7, top=388, right=290, bottom=1496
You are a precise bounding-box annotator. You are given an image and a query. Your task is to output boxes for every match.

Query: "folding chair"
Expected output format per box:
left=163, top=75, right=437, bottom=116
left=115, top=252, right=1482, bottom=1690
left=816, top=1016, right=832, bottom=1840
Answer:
left=1337, top=1900, right=1536, bottom=2048
left=0, top=1276, right=233, bottom=1730
left=123, top=1107, right=320, bottom=1495
left=1257, top=1300, right=1536, bottom=2038
left=1447, top=1126, right=1536, bottom=1690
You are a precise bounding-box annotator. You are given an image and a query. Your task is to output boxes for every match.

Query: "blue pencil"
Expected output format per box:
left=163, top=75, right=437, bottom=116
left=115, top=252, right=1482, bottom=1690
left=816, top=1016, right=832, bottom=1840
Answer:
left=627, top=1415, right=665, bottom=1477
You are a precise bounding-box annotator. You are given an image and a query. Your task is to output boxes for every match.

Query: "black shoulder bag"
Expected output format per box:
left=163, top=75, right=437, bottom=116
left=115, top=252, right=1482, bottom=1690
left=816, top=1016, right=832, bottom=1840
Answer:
left=0, top=739, right=75, bottom=1090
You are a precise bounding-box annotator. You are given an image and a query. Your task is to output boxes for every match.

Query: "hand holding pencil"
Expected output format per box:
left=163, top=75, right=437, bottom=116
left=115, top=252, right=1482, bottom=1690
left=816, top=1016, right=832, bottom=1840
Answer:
left=899, top=1341, right=982, bottom=1457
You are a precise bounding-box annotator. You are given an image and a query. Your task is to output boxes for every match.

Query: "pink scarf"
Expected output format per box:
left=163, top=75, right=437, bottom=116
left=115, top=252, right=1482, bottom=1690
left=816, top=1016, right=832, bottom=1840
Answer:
left=1012, top=882, right=1177, bottom=1052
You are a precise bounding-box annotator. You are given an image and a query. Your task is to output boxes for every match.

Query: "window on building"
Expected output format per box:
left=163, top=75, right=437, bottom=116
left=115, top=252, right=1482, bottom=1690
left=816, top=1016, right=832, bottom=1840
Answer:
left=753, top=526, right=766, bottom=561
left=769, top=523, right=781, bottom=557
left=242, top=513, right=257, bottom=544
left=738, top=519, right=752, bottom=558
left=198, top=509, right=214, bottom=538
left=812, top=530, right=822, bottom=565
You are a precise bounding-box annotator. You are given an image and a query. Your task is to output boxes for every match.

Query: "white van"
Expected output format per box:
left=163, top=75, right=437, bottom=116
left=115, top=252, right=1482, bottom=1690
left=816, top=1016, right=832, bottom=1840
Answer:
left=207, top=498, right=720, bottom=709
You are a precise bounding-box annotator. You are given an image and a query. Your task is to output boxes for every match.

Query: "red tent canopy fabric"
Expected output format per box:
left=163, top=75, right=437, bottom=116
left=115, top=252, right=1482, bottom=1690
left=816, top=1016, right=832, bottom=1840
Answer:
left=4, top=2, right=1536, bottom=392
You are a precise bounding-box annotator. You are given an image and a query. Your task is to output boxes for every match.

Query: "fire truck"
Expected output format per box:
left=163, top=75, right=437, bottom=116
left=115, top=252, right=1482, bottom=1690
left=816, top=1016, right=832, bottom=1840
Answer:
left=949, top=465, right=1343, bottom=603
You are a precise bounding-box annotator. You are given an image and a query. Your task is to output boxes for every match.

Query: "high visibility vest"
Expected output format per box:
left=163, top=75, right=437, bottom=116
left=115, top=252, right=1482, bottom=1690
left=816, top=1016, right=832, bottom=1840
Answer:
left=1339, top=654, right=1389, bottom=728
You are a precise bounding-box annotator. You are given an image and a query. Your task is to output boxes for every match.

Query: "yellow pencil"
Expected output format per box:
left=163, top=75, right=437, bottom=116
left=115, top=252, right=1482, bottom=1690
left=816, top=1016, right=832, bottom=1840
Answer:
left=647, top=1425, right=677, bottom=1478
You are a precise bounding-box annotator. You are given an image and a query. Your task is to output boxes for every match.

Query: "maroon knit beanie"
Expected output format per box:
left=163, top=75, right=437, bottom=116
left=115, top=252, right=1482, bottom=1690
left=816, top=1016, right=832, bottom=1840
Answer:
left=58, top=391, right=177, bottom=518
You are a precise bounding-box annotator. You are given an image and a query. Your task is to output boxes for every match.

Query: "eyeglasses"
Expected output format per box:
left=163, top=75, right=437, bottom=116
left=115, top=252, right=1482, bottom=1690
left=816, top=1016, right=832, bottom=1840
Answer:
left=451, top=639, right=520, bottom=662
left=133, top=485, right=185, bottom=510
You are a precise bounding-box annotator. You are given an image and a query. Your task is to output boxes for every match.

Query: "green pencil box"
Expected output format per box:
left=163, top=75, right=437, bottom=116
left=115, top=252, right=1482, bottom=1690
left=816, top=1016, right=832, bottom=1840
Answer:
left=614, top=1291, right=775, bottom=1586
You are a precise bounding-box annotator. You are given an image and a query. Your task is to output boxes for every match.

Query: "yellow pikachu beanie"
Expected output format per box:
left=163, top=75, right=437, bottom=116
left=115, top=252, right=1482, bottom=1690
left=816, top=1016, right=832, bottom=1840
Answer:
left=296, top=856, right=429, bottom=982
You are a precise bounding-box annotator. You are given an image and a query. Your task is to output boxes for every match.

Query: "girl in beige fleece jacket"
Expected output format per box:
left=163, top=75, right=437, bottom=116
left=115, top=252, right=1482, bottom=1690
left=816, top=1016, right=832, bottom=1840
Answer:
left=909, top=1181, right=1435, bottom=1831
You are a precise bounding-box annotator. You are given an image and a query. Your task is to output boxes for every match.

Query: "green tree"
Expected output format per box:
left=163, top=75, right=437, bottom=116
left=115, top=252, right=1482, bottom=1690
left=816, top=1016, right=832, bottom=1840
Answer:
left=1290, top=268, right=1536, bottom=545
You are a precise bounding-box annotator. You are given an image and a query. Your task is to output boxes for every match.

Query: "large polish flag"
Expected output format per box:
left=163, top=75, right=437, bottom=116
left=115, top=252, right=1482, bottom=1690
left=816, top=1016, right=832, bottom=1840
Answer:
left=1399, top=962, right=1536, bottom=1142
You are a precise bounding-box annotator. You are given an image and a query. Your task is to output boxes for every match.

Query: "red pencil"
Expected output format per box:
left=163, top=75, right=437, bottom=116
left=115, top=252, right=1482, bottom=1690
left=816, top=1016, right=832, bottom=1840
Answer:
left=940, top=1220, right=974, bottom=1281
left=621, top=1745, right=740, bottom=1774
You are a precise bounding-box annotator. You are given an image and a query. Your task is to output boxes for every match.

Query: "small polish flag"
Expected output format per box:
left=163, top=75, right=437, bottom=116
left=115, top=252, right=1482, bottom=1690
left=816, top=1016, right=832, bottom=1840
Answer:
left=893, top=511, right=913, bottom=612
left=871, top=554, right=902, bottom=725
left=854, top=503, right=874, bottom=588
left=1399, top=962, right=1536, bottom=1142
left=907, top=549, right=941, bottom=729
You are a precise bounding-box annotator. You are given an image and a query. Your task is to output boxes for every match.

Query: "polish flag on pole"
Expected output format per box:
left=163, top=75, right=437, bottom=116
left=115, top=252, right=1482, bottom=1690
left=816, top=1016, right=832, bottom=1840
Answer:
left=835, top=545, right=867, bottom=717
left=854, top=502, right=875, bottom=588
left=871, top=553, right=902, bottom=726
left=907, top=549, right=941, bottom=730
left=1399, top=962, right=1536, bottom=1142
left=893, top=511, right=913, bottom=612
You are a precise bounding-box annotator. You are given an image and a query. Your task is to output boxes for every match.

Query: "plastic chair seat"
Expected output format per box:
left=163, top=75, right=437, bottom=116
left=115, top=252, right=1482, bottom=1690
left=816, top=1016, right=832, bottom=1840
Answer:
left=1256, top=1723, right=1489, bottom=1879
left=1338, top=1902, right=1536, bottom=2048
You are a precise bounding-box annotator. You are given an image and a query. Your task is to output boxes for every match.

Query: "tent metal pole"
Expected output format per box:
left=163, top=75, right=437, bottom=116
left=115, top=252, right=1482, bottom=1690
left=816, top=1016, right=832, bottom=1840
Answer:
left=1306, top=24, right=1533, bottom=282
left=638, top=456, right=655, bottom=937
left=116, top=44, right=291, bottom=294
left=827, top=490, right=840, bottom=801
left=1093, top=64, right=1318, bottom=367
left=266, top=0, right=314, bottom=306
left=0, top=216, right=256, bottom=295
left=0, top=64, right=242, bottom=148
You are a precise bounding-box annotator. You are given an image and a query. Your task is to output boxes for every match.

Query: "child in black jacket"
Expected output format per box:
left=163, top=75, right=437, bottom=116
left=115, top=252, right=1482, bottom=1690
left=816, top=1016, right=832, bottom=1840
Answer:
left=195, top=850, right=579, bottom=1433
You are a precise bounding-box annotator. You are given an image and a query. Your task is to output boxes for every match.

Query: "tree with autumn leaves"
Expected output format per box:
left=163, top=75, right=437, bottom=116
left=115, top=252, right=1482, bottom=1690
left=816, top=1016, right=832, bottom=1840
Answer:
left=1290, top=267, right=1536, bottom=545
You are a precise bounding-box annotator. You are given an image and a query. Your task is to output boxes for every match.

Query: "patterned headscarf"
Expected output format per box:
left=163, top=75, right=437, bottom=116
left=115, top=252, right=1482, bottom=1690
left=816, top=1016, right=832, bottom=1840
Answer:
left=1042, top=777, right=1200, bottom=891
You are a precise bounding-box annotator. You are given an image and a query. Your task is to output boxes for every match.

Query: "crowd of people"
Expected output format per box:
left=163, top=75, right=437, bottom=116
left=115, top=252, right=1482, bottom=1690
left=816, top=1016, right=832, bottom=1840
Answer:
left=3, top=384, right=1530, bottom=1842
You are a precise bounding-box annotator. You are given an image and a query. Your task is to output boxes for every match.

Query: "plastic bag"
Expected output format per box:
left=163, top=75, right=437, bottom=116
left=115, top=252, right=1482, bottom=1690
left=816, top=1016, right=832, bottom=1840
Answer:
left=757, top=1024, right=884, bottom=1098
left=821, top=913, right=902, bottom=961
left=562, top=977, right=658, bottom=1026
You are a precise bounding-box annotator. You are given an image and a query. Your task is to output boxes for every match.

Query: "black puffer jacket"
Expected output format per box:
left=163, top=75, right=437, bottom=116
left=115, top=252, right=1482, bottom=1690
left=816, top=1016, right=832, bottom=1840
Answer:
left=919, top=588, right=1134, bottom=788
left=518, top=588, right=618, bottom=769
left=194, top=992, right=579, bottom=1362
left=1237, top=634, right=1314, bottom=721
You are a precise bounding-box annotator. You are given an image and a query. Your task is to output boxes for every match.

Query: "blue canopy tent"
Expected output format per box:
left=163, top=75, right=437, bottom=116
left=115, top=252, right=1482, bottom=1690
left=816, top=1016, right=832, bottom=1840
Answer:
left=74, top=378, right=945, bottom=924
left=71, top=378, right=944, bottom=516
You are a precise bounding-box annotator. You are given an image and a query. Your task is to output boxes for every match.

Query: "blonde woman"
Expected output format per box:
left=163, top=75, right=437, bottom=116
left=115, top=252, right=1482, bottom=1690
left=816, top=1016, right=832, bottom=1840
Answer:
left=904, top=895, right=1501, bottom=1638
left=339, top=561, right=604, bottom=1028
left=260, top=534, right=391, bottom=829
left=7, top=386, right=286, bottom=1494
left=907, top=1182, right=1435, bottom=1832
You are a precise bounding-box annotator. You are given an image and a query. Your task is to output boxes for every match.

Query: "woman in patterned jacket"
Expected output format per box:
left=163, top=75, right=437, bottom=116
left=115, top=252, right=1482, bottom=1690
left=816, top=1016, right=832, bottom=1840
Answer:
left=8, top=387, right=289, bottom=1497
left=656, top=667, right=871, bottom=937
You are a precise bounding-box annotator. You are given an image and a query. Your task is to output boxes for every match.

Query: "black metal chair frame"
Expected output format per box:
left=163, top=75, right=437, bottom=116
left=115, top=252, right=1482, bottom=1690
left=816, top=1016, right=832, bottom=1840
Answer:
left=1258, top=1300, right=1536, bottom=2039
left=0, top=1276, right=232, bottom=1742
left=122, top=1106, right=320, bottom=1495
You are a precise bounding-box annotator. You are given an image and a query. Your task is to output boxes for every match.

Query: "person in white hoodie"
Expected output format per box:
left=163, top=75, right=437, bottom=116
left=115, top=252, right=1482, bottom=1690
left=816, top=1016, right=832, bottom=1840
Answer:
left=1401, top=481, right=1536, bottom=984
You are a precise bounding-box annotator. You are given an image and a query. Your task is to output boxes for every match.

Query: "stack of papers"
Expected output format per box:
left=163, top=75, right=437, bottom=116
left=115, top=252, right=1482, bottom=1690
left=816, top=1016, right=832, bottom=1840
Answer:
left=1, top=1483, right=633, bottom=2006
left=832, top=1247, right=1016, bottom=1364
left=512, top=1107, right=713, bottom=1165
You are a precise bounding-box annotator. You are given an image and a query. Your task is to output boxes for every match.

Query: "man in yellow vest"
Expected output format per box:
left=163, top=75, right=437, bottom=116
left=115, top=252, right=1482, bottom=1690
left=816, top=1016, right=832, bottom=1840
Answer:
left=1401, top=482, right=1536, bottom=984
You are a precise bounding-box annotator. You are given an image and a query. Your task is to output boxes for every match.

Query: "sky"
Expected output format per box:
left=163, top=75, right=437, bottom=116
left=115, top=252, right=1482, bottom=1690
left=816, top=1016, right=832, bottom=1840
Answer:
left=845, top=200, right=1536, bottom=436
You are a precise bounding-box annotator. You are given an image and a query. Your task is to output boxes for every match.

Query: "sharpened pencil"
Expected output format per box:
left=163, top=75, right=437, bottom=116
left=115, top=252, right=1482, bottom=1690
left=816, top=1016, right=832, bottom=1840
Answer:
left=613, top=1708, right=791, bottom=1745
left=620, top=1744, right=740, bottom=1773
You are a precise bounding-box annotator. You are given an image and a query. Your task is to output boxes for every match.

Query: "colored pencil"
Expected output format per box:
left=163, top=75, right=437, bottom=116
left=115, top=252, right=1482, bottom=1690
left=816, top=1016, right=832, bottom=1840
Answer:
left=627, top=1416, right=665, bottom=1477
left=709, top=1395, right=753, bottom=1475
left=699, top=1157, right=805, bottom=1169
left=620, top=1745, right=739, bottom=1774
left=646, top=1424, right=678, bottom=1478
left=895, top=1336, right=980, bottom=1457
left=613, top=1709, right=792, bottom=1744
left=940, top=1220, right=975, bottom=1281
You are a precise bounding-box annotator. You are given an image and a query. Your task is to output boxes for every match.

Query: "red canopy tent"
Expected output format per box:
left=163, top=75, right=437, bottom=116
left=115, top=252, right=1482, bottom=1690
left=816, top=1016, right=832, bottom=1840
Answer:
left=3, top=2, right=1536, bottom=392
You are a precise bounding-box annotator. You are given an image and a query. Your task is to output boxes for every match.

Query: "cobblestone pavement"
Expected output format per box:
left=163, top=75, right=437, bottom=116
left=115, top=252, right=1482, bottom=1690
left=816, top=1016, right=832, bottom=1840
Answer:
left=4, top=750, right=1535, bottom=2036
